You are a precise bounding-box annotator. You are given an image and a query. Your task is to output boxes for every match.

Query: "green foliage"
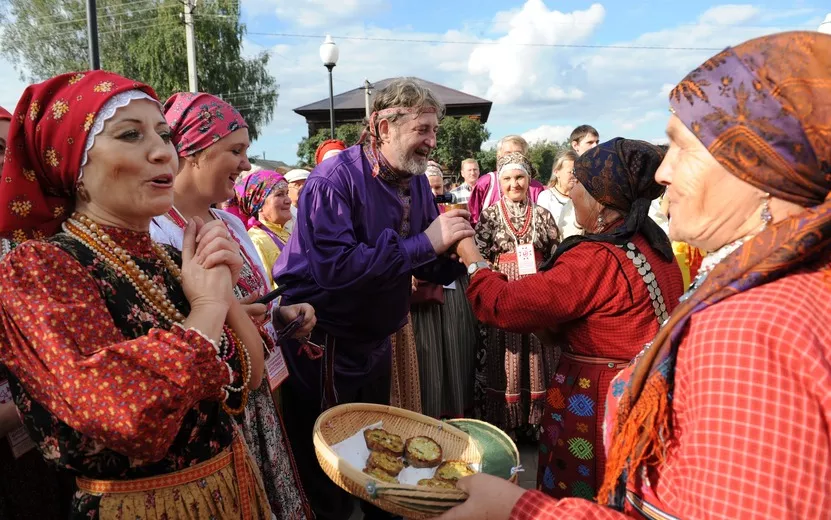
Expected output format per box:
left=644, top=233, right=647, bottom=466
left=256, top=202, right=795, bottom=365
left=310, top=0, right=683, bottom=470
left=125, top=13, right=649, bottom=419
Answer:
left=527, top=140, right=570, bottom=185
left=432, top=116, right=490, bottom=177
left=475, top=148, right=497, bottom=174
left=295, top=123, right=364, bottom=167
left=0, top=0, right=278, bottom=139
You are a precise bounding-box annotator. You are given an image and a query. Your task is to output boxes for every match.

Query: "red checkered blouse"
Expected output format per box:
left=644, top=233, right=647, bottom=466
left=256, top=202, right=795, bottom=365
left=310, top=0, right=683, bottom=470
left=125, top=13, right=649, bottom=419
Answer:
left=510, top=264, right=831, bottom=519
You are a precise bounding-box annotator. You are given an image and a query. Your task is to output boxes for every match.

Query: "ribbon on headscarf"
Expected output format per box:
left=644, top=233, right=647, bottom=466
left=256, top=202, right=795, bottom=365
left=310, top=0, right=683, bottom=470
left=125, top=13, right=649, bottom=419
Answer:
left=163, top=92, right=247, bottom=157
left=358, top=105, right=438, bottom=180
left=0, top=71, right=158, bottom=241
left=600, top=31, right=831, bottom=507
left=541, top=138, right=671, bottom=270
left=229, top=170, right=287, bottom=230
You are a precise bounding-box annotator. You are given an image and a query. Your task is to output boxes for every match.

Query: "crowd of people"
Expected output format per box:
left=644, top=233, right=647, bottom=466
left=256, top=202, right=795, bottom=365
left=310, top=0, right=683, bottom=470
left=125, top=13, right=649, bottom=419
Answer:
left=0, top=29, right=828, bottom=520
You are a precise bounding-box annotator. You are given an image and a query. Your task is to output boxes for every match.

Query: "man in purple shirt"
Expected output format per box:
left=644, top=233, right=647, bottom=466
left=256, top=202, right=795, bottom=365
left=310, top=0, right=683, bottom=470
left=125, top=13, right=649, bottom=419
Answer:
left=273, top=78, right=472, bottom=520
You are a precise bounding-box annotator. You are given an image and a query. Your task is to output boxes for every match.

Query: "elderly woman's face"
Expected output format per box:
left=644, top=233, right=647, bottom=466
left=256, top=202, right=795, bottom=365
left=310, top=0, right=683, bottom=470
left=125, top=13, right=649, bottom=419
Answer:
left=260, top=184, right=293, bottom=226
left=80, top=99, right=178, bottom=225
left=570, top=180, right=604, bottom=231
left=656, top=115, right=765, bottom=251
left=499, top=168, right=529, bottom=203
left=187, top=128, right=251, bottom=204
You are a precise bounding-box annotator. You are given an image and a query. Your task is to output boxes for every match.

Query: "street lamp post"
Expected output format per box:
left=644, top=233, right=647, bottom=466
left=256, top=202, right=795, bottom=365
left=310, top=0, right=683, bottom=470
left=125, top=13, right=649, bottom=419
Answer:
left=319, top=35, right=339, bottom=139
left=819, top=13, right=831, bottom=34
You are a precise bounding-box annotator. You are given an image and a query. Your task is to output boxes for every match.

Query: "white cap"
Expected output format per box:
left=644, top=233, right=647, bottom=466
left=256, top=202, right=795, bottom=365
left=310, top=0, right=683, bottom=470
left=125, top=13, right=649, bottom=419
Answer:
left=285, top=169, right=310, bottom=183
left=819, top=13, right=831, bottom=34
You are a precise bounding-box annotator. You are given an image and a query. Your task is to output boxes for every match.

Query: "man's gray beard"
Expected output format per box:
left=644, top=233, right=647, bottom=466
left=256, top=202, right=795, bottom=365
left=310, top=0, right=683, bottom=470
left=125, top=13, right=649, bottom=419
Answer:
left=398, top=153, right=428, bottom=176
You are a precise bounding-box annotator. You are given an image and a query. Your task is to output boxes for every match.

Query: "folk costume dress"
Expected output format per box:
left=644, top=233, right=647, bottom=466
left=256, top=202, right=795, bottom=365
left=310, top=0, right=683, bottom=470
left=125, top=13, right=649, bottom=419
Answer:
left=151, top=208, right=312, bottom=520
left=508, top=31, right=831, bottom=520
left=469, top=139, right=683, bottom=501
left=0, top=72, right=271, bottom=520
left=473, top=197, right=560, bottom=434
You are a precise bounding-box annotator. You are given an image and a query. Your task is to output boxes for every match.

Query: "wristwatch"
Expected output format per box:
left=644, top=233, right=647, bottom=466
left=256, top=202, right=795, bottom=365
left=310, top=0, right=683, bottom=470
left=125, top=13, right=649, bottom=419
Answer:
left=467, top=260, right=490, bottom=277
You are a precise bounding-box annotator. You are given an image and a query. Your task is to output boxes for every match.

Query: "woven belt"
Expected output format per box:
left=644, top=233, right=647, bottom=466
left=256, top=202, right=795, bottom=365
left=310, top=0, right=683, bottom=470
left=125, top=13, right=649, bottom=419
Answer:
left=561, top=351, right=629, bottom=369
left=76, top=435, right=253, bottom=518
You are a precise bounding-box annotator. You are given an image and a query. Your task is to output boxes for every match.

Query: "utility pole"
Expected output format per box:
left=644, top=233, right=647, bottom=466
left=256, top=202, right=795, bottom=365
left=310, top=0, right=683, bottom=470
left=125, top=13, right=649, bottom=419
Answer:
left=184, top=0, right=199, bottom=92
left=85, top=0, right=100, bottom=70
left=362, top=79, right=373, bottom=119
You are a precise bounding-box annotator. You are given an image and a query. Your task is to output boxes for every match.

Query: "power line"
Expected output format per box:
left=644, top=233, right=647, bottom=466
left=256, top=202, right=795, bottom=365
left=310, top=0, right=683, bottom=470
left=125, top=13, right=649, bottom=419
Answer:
left=245, top=31, right=724, bottom=51
left=16, top=0, right=159, bottom=27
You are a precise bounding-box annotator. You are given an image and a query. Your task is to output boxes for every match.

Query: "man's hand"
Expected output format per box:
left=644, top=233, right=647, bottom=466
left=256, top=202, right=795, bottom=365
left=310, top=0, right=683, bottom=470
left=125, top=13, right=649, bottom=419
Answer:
left=425, top=209, right=475, bottom=255
left=436, top=474, right=527, bottom=520
left=278, top=303, right=317, bottom=338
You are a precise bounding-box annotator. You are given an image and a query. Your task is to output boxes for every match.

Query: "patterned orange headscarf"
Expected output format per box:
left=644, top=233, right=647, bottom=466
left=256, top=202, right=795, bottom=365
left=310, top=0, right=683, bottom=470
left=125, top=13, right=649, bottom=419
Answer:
left=0, top=71, right=158, bottom=241
left=601, top=31, right=831, bottom=506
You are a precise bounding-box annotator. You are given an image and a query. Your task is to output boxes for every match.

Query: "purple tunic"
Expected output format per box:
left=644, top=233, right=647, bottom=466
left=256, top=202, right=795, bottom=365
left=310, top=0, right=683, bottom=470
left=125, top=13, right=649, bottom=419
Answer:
left=273, top=145, right=463, bottom=390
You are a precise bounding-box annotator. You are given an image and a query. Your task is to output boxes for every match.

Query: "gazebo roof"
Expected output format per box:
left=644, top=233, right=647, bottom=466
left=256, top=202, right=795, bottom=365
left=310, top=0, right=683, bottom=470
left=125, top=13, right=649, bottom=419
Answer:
left=294, top=77, right=492, bottom=123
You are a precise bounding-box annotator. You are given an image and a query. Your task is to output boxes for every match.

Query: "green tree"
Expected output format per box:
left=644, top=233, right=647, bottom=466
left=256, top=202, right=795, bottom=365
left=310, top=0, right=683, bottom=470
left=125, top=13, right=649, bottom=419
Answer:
left=0, top=0, right=277, bottom=139
left=432, top=116, right=490, bottom=178
left=475, top=148, right=497, bottom=174
left=527, top=140, right=570, bottom=185
left=295, top=123, right=364, bottom=167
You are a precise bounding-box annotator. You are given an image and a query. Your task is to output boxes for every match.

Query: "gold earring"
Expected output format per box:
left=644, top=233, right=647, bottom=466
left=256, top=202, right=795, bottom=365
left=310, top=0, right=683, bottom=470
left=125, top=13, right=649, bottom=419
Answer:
left=76, top=181, right=91, bottom=203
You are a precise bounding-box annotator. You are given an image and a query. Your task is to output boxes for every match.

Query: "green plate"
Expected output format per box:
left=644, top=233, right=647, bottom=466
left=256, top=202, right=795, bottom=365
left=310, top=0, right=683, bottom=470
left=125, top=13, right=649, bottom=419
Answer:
left=445, top=419, right=520, bottom=480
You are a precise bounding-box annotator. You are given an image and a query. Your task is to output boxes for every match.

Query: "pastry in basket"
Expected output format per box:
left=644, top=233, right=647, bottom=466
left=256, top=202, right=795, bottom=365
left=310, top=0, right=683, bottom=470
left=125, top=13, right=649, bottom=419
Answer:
left=363, top=466, right=399, bottom=484
left=367, top=450, right=405, bottom=477
left=435, top=461, right=476, bottom=482
left=364, top=428, right=405, bottom=456
left=417, top=478, right=457, bottom=489
left=404, top=436, right=443, bottom=468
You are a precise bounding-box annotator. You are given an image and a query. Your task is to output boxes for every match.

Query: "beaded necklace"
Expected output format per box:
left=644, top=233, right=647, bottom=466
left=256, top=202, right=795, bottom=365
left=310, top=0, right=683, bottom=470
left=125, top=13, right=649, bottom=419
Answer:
left=62, top=213, right=250, bottom=415
left=679, top=235, right=751, bottom=303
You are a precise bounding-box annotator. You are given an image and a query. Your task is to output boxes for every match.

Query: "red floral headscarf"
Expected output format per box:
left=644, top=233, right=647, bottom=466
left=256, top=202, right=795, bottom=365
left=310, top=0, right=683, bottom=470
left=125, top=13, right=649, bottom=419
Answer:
left=0, top=71, right=158, bottom=241
left=0, top=106, right=11, bottom=121
left=163, top=92, right=247, bottom=157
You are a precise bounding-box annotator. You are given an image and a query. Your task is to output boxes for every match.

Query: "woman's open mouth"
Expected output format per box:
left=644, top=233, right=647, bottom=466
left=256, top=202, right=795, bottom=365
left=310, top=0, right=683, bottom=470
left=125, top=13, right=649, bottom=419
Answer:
left=149, top=174, right=173, bottom=188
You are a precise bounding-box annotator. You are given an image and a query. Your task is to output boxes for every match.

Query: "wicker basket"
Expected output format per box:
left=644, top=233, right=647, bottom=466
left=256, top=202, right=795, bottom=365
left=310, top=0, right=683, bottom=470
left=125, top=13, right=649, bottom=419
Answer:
left=314, top=403, right=514, bottom=518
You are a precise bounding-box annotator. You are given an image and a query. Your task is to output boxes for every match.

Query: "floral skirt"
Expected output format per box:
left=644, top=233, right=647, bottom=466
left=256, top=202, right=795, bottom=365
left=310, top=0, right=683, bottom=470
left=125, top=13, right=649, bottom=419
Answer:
left=239, top=383, right=312, bottom=519
left=75, top=435, right=271, bottom=520
left=537, top=351, right=628, bottom=500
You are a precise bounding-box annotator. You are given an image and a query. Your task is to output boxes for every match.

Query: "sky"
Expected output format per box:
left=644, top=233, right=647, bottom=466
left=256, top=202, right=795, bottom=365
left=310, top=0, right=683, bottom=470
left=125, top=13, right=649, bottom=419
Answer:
left=0, top=1, right=827, bottom=166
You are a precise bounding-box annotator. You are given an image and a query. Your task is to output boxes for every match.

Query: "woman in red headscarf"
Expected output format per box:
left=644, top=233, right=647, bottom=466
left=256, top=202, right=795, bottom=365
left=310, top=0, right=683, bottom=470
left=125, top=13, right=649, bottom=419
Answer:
left=152, top=92, right=313, bottom=519
left=0, top=72, right=274, bottom=519
left=437, top=31, right=831, bottom=520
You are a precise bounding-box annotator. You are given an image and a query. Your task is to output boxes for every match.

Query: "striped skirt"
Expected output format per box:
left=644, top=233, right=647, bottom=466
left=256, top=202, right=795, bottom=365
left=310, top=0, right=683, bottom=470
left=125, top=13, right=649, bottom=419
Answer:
left=411, top=275, right=479, bottom=419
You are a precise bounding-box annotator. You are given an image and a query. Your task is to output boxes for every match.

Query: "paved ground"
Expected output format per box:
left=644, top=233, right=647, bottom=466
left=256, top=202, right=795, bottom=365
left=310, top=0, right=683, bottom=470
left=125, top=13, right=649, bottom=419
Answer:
left=347, top=443, right=539, bottom=519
